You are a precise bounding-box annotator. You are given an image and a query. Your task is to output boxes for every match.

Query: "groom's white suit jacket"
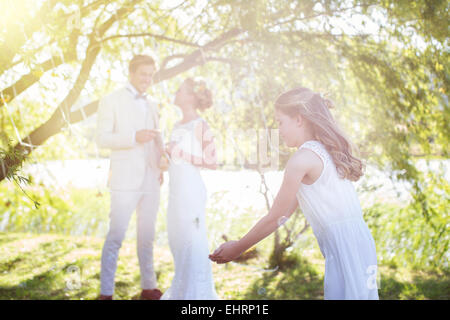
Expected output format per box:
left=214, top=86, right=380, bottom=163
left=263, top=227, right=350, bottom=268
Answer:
left=96, top=84, right=163, bottom=191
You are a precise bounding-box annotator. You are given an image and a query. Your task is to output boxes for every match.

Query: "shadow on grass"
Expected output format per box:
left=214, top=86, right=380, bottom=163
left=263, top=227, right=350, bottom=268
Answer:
left=0, top=234, right=22, bottom=246
left=0, top=269, right=68, bottom=299
left=378, top=268, right=450, bottom=300
left=243, top=254, right=324, bottom=300
left=2, top=233, right=448, bottom=300
left=0, top=256, right=25, bottom=273
left=0, top=239, right=76, bottom=272
left=243, top=253, right=450, bottom=300
left=0, top=238, right=96, bottom=299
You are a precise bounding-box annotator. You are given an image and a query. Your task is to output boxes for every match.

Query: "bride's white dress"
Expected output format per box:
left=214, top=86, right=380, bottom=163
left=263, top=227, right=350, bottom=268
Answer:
left=161, top=117, right=219, bottom=300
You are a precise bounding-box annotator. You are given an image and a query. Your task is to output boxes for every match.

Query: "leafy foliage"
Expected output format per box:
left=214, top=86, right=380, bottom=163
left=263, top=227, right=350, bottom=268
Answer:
left=0, top=0, right=448, bottom=272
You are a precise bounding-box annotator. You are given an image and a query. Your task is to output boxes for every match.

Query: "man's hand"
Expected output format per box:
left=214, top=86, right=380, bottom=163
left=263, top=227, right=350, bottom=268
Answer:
left=135, top=129, right=158, bottom=143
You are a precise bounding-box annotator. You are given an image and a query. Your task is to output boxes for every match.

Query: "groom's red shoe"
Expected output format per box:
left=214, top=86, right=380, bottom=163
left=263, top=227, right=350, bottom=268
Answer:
left=98, top=294, right=113, bottom=300
left=140, top=288, right=163, bottom=300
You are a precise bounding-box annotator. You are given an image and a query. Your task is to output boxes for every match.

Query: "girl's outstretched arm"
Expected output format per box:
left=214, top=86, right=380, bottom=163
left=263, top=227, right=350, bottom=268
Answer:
left=209, top=149, right=315, bottom=264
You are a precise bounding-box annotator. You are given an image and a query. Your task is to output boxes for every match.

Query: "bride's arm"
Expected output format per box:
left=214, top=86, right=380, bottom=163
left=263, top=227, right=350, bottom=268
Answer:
left=173, top=120, right=217, bottom=169
left=198, top=120, right=217, bottom=169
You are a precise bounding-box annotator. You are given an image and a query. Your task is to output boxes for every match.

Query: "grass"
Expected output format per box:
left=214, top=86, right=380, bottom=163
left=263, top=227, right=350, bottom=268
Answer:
left=0, top=231, right=448, bottom=300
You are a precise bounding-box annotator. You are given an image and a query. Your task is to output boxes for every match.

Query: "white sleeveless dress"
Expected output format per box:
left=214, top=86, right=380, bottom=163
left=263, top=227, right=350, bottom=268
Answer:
left=161, top=117, right=219, bottom=300
left=296, top=140, right=379, bottom=300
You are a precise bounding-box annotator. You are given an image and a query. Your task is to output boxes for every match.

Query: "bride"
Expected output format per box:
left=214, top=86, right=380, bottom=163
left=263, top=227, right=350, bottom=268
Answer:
left=160, top=78, right=219, bottom=300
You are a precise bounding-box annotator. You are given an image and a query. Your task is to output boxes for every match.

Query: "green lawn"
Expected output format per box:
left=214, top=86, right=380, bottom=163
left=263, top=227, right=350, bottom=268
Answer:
left=0, top=232, right=448, bottom=300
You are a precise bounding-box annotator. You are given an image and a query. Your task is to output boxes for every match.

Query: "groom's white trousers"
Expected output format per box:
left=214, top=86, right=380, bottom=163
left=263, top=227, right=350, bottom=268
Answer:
left=100, top=166, right=160, bottom=296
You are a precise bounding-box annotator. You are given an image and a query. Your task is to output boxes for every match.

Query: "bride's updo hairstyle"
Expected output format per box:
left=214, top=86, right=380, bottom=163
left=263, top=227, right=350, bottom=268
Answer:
left=274, top=87, right=364, bottom=181
left=184, top=78, right=213, bottom=111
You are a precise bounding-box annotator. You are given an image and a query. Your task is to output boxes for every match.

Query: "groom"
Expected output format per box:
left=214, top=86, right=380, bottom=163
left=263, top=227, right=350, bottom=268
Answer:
left=96, top=54, right=164, bottom=300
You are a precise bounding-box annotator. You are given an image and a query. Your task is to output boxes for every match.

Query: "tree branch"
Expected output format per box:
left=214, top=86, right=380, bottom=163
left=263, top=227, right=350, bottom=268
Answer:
left=0, top=0, right=142, bottom=182
left=154, top=28, right=245, bottom=82
left=100, top=32, right=201, bottom=48
left=0, top=0, right=112, bottom=107
left=67, top=28, right=246, bottom=124
left=0, top=0, right=108, bottom=73
left=0, top=49, right=77, bottom=108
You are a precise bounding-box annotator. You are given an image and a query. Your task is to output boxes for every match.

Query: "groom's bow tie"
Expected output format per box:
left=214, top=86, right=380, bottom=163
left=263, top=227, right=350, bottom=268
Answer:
left=127, top=87, right=147, bottom=101
left=135, top=93, right=147, bottom=100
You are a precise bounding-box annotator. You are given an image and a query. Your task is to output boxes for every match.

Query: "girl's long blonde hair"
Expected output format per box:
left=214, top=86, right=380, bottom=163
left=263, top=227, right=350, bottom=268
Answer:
left=275, top=87, right=364, bottom=181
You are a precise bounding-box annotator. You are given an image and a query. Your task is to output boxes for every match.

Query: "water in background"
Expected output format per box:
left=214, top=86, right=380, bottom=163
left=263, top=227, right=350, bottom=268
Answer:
left=21, top=158, right=446, bottom=208
left=15, top=158, right=448, bottom=243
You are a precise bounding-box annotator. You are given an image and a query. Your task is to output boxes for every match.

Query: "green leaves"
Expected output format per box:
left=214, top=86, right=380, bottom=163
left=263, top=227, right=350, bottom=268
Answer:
left=0, top=0, right=447, bottom=273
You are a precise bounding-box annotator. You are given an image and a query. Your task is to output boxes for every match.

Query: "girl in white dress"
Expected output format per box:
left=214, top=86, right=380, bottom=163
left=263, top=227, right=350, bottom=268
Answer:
left=161, top=78, right=219, bottom=300
left=210, top=87, right=379, bottom=300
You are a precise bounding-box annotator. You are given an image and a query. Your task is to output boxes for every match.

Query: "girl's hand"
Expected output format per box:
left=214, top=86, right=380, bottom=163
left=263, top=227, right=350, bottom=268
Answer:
left=209, top=241, right=242, bottom=264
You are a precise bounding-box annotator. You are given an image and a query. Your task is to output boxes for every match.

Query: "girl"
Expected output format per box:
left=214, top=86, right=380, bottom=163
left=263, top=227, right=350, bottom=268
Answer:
left=209, top=87, right=379, bottom=300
